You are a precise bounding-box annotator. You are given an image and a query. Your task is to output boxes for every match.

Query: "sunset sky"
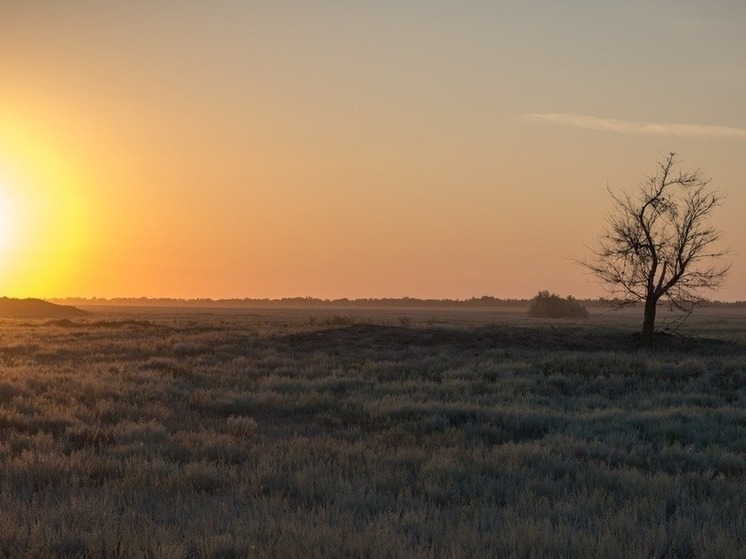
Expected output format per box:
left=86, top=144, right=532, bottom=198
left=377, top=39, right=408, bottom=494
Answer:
left=1, top=1, right=744, bottom=300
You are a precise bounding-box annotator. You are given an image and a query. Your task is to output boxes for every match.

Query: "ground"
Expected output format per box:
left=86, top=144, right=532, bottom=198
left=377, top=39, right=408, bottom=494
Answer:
left=0, top=306, right=743, bottom=557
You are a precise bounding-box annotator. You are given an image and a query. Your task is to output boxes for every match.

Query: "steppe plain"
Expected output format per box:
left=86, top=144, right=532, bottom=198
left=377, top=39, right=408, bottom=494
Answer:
left=0, top=304, right=744, bottom=558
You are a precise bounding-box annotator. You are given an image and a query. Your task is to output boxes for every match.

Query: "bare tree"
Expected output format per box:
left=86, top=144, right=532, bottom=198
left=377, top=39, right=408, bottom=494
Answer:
left=583, top=153, right=728, bottom=340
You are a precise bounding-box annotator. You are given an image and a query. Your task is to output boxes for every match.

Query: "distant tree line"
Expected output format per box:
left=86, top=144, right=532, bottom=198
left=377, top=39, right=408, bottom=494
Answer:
left=51, top=296, right=530, bottom=308
left=49, top=296, right=745, bottom=309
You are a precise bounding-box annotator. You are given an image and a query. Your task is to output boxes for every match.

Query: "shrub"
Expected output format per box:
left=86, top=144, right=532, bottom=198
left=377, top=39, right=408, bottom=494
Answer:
left=528, top=291, right=589, bottom=319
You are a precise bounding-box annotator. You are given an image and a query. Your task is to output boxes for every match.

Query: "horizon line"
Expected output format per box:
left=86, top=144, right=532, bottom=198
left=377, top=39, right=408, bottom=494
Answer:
left=39, top=295, right=746, bottom=305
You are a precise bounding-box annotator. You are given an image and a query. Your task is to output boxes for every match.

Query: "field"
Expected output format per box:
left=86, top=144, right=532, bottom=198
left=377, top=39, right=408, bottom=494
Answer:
left=0, top=306, right=744, bottom=558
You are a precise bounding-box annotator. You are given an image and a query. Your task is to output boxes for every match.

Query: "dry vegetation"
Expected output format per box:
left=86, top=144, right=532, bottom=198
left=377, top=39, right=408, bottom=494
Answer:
left=0, top=307, right=744, bottom=558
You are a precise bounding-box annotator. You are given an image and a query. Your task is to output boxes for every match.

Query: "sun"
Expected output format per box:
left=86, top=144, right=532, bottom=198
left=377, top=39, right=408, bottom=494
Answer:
left=0, top=113, right=97, bottom=297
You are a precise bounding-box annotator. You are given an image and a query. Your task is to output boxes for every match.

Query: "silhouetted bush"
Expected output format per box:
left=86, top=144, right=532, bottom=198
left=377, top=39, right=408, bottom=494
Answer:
left=528, top=291, right=589, bottom=318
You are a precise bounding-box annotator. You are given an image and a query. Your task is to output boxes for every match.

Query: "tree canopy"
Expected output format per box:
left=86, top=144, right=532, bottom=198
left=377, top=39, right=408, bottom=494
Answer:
left=583, top=153, right=728, bottom=338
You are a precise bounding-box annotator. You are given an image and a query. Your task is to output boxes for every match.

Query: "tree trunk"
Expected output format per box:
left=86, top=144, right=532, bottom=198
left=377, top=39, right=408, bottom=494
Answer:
left=642, top=297, right=657, bottom=340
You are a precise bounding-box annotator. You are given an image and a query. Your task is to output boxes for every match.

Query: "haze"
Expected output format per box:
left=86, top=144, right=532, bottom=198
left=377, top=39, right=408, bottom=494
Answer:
left=1, top=1, right=744, bottom=300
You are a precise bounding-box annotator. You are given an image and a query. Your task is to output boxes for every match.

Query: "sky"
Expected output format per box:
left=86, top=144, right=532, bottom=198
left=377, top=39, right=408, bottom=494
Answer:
left=0, top=1, right=744, bottom=300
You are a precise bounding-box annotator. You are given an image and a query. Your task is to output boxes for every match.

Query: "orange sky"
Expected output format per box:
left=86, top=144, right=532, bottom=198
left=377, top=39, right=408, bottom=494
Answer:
left=1, top=2, right=745, bottom=300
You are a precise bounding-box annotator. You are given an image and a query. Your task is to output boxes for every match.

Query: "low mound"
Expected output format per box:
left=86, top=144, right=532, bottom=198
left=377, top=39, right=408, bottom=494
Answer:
left=0, top=297, right=87, bottom=319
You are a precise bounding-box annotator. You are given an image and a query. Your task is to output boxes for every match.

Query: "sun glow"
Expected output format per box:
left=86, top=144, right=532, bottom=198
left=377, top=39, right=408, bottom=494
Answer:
left=0, top=122, right=91, bottom=298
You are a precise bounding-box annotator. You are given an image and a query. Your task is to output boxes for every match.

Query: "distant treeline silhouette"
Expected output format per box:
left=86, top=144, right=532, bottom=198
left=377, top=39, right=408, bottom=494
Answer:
left=50, top=296, right=746, bottom=308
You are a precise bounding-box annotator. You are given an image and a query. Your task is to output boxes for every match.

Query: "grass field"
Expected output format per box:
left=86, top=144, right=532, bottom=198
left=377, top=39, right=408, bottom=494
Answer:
left=0, top=306, right=744, bottom=558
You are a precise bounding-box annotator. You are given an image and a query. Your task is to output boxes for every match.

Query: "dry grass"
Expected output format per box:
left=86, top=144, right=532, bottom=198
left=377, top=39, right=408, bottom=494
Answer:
left=0, top=307, right=744, bottom=557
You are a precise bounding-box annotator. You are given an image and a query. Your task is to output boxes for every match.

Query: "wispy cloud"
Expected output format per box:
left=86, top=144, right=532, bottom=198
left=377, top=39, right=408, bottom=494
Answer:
left=518, top=113, right=746, bottom=139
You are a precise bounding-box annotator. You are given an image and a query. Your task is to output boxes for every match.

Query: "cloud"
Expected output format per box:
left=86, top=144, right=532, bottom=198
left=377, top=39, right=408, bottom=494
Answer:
left=518, top=113, right=746, bottom=139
